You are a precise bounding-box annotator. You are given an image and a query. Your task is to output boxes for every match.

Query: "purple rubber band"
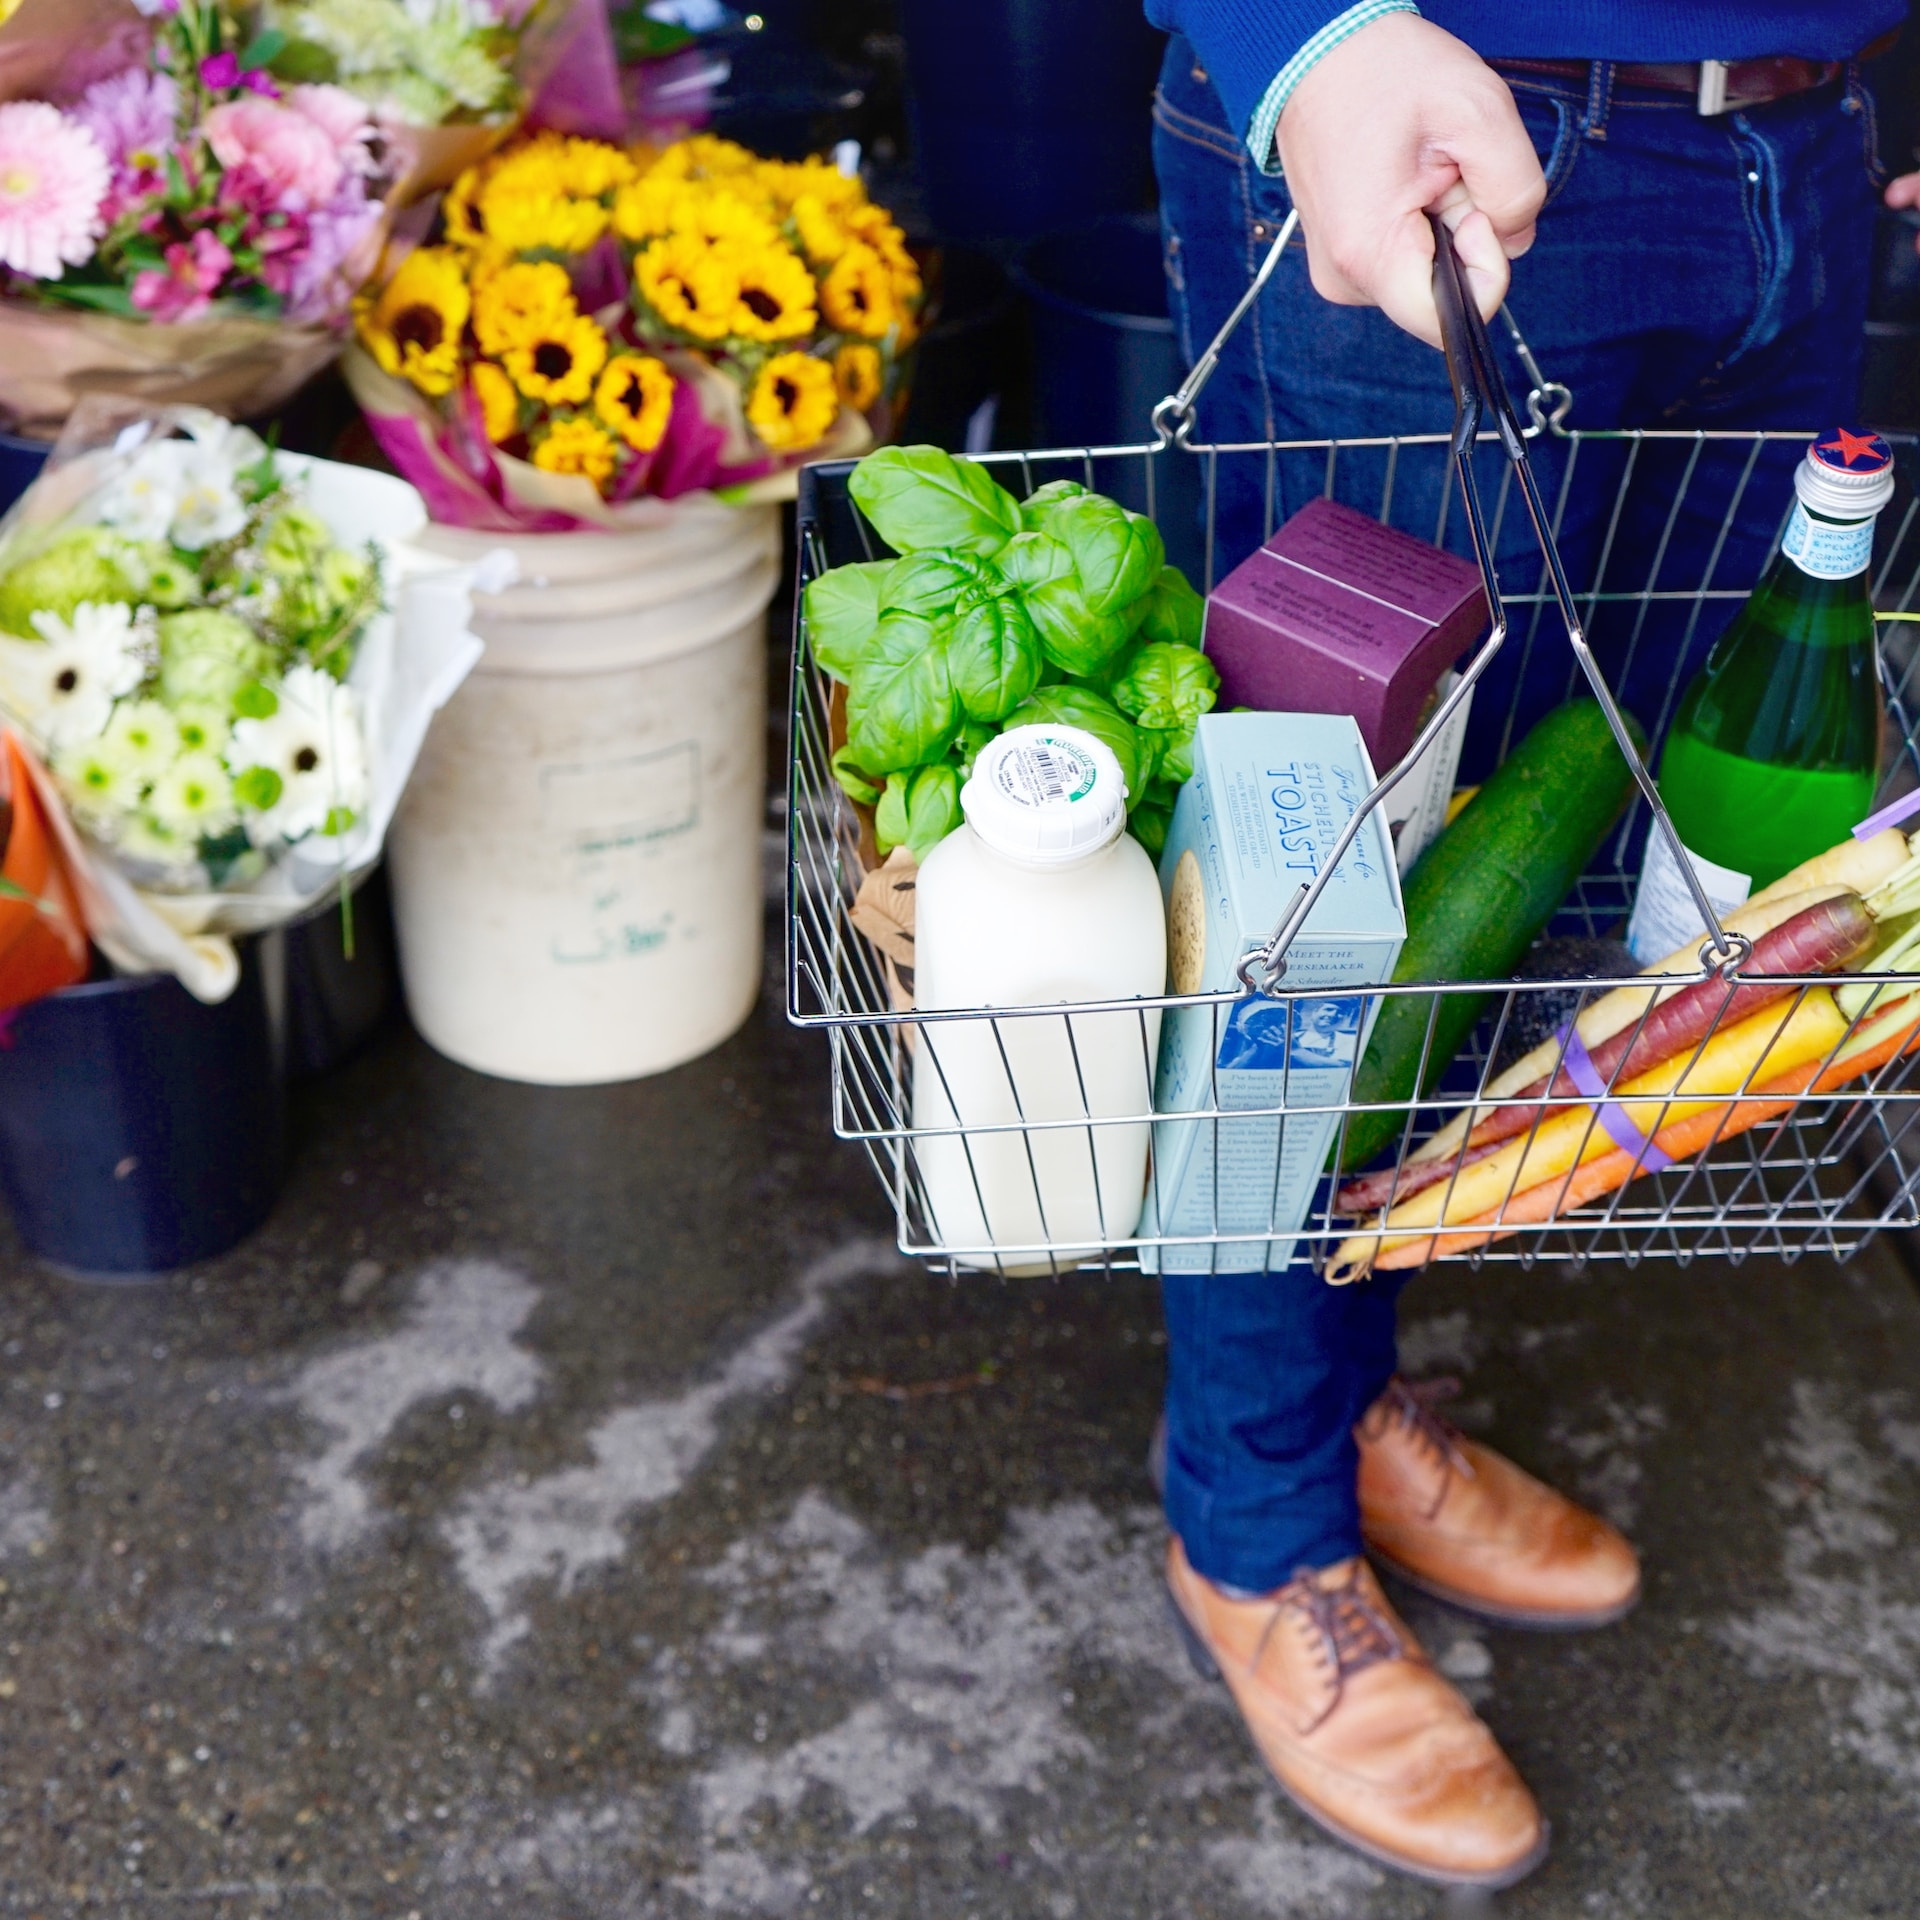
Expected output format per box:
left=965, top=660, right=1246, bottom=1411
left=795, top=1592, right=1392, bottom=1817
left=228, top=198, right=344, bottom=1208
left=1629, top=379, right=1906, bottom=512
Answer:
left=1552, top=1022, right=1673, bottom=1173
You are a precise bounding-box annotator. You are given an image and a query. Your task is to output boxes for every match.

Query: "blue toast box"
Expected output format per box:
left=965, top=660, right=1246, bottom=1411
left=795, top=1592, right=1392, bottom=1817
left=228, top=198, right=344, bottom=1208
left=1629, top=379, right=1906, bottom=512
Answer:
left=1146, top=712, right=1406, bottom=1273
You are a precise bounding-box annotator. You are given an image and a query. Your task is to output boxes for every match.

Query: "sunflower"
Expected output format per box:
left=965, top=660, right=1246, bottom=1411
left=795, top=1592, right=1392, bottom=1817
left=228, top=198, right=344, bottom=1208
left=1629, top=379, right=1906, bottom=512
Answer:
left=471, top=259, right=577, bottom=357
left=833, top=341, right=882, bottom=412
left=634, top=231, right=739, bottom=342
left=845, top=200, right=918, bottom=277
left=595, top=354, right=675, bottom=453
left=759, top=157, right=863, bottom=216
left=358, top=247, right=471, bottom=397
left=470, top=361, right=521, bottom=443
left=726, top=238, right=817, bottom=342
left=820, top=243, right=894, bottom=339
left=474, top=133, right=629, bottom=255
left=532, top=416, right=620, bottom=488
left=746, top=352, right=838, bottom=453
left=442, top=160, right=494, bottom=250
left=502, top=310, right=609, bottom=407
left=615, top=175, right=780, bottom=249
left=789, top=192, right=849, bottom=265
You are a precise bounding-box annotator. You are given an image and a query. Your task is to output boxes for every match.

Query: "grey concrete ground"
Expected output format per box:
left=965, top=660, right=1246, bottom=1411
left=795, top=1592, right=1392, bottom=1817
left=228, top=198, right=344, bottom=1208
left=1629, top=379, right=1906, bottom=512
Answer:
left=6, top=921, right=1920, bottom=1919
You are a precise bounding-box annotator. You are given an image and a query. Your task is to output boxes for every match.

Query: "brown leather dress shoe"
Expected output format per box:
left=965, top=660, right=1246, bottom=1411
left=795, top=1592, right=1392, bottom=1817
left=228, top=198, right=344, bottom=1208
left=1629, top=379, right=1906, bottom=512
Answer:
left=1166, top=1539, right=1547, bottom=1888
left=1357, top=1377, right=1642, bottom=1629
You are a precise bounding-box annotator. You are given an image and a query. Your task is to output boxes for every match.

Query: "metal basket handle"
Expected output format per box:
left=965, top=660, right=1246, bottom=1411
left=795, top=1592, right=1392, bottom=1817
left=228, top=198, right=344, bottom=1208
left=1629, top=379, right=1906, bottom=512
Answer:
left=1233, top=215, right=1746, bottom=994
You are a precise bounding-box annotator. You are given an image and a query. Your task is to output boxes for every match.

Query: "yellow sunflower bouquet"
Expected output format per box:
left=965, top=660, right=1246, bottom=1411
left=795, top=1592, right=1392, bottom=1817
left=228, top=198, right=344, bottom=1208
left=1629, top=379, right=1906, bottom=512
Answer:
left=343, top=131, right=921, bottom=529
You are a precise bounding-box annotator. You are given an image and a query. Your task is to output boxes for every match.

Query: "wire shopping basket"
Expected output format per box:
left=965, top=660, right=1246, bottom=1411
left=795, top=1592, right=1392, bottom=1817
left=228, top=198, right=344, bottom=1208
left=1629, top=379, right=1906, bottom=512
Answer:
left=787, top=213, right=1920, bottom=1278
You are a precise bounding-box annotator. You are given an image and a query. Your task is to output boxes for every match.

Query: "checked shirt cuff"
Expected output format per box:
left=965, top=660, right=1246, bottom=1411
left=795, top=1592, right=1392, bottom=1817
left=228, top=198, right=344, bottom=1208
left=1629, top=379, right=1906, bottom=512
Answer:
left=1248, top=0, right=1421, bottom=176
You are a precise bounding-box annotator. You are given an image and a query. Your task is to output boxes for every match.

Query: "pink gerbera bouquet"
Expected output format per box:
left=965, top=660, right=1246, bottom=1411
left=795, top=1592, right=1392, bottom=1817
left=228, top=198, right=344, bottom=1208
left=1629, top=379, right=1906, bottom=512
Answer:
left=0, top=5, right=384, bottom=326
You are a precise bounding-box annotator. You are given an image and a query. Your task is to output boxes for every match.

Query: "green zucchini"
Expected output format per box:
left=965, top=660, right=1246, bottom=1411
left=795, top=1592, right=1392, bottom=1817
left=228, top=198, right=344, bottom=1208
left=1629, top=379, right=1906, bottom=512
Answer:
left=1337, top=699, right=1646, bottom=1173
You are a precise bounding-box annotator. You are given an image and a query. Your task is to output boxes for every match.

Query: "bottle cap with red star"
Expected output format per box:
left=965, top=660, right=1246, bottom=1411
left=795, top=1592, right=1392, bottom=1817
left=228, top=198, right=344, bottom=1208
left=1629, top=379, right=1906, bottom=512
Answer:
left=1798, top=427, right=1896, bottom=518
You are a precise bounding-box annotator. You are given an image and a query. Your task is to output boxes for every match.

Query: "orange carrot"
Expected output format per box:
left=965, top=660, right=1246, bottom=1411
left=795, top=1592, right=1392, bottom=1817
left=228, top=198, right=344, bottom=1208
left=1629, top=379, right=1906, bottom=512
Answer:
left=1334, top=892, right=1876, bottom=1217
left=1367, top=1009, right=1920, bottom=1270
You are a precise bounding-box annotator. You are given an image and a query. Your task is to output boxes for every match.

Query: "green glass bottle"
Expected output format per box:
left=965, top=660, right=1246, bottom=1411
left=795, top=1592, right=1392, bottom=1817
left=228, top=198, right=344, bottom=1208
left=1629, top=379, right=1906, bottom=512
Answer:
left=1627, top=428, right=1895, bottom=963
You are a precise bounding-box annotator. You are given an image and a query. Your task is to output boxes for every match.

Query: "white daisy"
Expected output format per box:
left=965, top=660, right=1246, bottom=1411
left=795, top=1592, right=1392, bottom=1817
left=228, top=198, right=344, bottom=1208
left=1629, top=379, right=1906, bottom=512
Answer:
left=147, top=750, right=237, bottom=840
left=93, top=438, right=185, bottom=545
left=168, top=442, right=249, bottom=551
left=97, top=697, right=180, bottom=782
left=53, top=733, right=141, bottom=822
left=172, top=701, right=230, bottom=756
left=227, top=663, right=369, bottom=847
left=0, top=599, right=147, bottom=749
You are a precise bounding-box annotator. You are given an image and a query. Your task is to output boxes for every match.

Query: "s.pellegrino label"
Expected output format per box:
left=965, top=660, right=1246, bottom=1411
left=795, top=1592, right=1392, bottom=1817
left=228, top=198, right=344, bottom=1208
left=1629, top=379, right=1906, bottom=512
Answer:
left=1779, top=502, right=1875, bottom=582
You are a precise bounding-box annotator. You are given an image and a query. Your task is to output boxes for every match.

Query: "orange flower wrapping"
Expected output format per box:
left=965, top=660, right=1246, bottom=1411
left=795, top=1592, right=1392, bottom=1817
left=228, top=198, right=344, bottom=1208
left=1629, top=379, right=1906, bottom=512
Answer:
left=0, top=731, right=87, bottom=1014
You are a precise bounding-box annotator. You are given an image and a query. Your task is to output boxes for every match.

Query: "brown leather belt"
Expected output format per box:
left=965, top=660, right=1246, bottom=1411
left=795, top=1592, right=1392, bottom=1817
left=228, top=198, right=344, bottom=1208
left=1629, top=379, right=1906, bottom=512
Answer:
left=1495, top=29, right=1899, bottom=115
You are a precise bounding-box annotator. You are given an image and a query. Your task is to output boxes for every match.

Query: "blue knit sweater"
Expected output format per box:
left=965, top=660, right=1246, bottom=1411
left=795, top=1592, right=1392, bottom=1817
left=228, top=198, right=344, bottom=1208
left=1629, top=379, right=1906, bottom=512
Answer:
left=1147, top=1, right=1906, bottom=156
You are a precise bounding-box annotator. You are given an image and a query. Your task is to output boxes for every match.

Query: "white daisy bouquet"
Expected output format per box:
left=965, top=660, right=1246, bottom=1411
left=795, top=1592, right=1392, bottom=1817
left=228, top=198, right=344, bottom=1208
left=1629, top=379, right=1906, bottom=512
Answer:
left=0, top=400, right=486, bottom=999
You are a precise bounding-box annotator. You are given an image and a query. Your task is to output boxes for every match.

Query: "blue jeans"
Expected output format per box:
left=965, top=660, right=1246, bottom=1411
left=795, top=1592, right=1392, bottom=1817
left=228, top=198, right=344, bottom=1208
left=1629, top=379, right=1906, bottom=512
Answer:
left=1153, top=42, right=1884, bottom=1592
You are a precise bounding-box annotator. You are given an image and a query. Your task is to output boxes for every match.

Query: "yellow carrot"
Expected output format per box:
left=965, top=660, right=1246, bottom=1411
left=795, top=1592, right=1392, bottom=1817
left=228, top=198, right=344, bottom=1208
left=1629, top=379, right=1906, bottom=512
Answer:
left=1392, top=886, right=1854, bottom=1182
left=1326, top=988, right=1851, bottom=1282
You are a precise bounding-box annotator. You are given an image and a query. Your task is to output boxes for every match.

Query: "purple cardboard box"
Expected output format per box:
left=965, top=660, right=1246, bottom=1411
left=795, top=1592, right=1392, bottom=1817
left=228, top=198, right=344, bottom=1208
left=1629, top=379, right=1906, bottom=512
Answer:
left=1204, top=498, right=1488, bottom=769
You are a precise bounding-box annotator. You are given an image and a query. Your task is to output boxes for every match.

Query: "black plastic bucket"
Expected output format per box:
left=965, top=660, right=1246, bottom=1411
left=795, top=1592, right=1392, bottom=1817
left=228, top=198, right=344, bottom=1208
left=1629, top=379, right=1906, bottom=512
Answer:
left=0, top=942, right=286, bottom=1278
left=896, top=0, right=1162, bottom=245
left=1011, top=212, right=1203, bottom=577
left=280, top=867, right=398, bottom=1078
left=0, top=431, right=49, bottom=516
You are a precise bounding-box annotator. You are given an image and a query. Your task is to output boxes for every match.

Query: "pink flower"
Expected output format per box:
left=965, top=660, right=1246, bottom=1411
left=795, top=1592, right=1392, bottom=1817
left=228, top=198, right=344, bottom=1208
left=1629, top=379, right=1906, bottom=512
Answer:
left=286, top=85, right=375, bottom=177
left=130, top=227, right=232, bottom=321
left=73, top=68, right=177, bottom=224
left=204, top=96, right=343, bottom=211
left=282, top=199, right=383, bottom=323
left=0, top=102, right=110, bottom=282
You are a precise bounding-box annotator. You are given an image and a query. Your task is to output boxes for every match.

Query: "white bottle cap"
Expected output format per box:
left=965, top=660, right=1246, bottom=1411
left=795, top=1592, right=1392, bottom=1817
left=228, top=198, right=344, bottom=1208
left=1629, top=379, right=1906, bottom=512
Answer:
left=1796, top=427, right=1896, bottom=520
left=961, top=724, right=1129, bottom=865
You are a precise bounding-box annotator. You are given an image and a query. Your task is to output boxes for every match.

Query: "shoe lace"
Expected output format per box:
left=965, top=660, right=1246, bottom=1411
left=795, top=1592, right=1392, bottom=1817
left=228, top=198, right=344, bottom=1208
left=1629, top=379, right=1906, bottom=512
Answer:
left=1257, top=1562, right=1406, bottom=1734
left=1383, top=1374, right=1476, bottom=1515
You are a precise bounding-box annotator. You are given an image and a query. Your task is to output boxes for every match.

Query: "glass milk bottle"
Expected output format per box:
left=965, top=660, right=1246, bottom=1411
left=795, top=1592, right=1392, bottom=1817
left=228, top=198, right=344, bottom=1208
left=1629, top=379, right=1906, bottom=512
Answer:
left=910, top=725, right=1166, bottom=1269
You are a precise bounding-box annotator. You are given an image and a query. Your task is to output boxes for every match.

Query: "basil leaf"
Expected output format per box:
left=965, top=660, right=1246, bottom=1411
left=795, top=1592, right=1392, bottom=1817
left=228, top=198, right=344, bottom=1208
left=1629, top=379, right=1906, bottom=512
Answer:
left=804, top=559, right=891, bottom=680
left=874, top=763, right=965, bottom=859
left=994, top=530, right=1075, bottom=592
left=1107, top=640, right=1220, bottom=732
left=951, top=719, right=997, bottom=777
left=1129, top=792, right=1174, bottom=859
left=879, top=550, right=991, bottom=618
left=1018, top=478, right=1088, bottom=532
left=904, top=764, right=962, bottom=857
left=847, top=446, right=1022, bottom=557
left=831, top=742, right=884, bottom=807
left=1024, top=572, right=1147, bottom=678
left=874, top=771, right=912, bottom=852
left=948, top=591, right=1043, bottom=725
left=1007, top=684, right=1147, bottom=801
left=1043, top=494, right=1165, bottom=616
left=1136, top=564, right=1205, bottom=649
left=844, top=609, right=959, bottom=773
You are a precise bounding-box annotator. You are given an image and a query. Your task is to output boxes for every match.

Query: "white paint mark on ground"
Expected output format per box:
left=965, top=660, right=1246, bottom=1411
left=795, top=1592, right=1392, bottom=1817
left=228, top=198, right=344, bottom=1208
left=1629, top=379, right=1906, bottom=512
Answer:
left=1396, top=1310, right=1483, bottom=1377
left=1204, top=1799, right=1383, bottom=1916
left=286, top=1259, right=545, bottom=1552
left=678, top=1491, right=1371, bottom=1916
left=0, top=1472, right=50, bottom=1557
left=443, top=1238, right=902, bottom=1671
left=1549, top=1392, right=1667, bottom=1530
left=1674, top=1769, right=1749, bottom=1820
left=1721, top=1381, right=1920, bottom=1791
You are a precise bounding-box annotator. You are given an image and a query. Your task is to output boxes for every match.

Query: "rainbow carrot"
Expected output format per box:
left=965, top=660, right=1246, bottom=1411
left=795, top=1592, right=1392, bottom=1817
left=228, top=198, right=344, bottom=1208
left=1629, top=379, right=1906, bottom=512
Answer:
left=1359, top=1000, right=1920, bottom=1272
left=1324, top=989, right=1852, bottom=1282
left=1334, top=893, right=1875, bottom=1216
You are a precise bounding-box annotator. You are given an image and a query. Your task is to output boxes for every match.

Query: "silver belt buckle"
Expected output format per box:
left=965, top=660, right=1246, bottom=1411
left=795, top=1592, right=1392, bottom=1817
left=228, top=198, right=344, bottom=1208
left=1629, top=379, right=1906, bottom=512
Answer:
left=1696, top=58, right=1730, bottom=114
